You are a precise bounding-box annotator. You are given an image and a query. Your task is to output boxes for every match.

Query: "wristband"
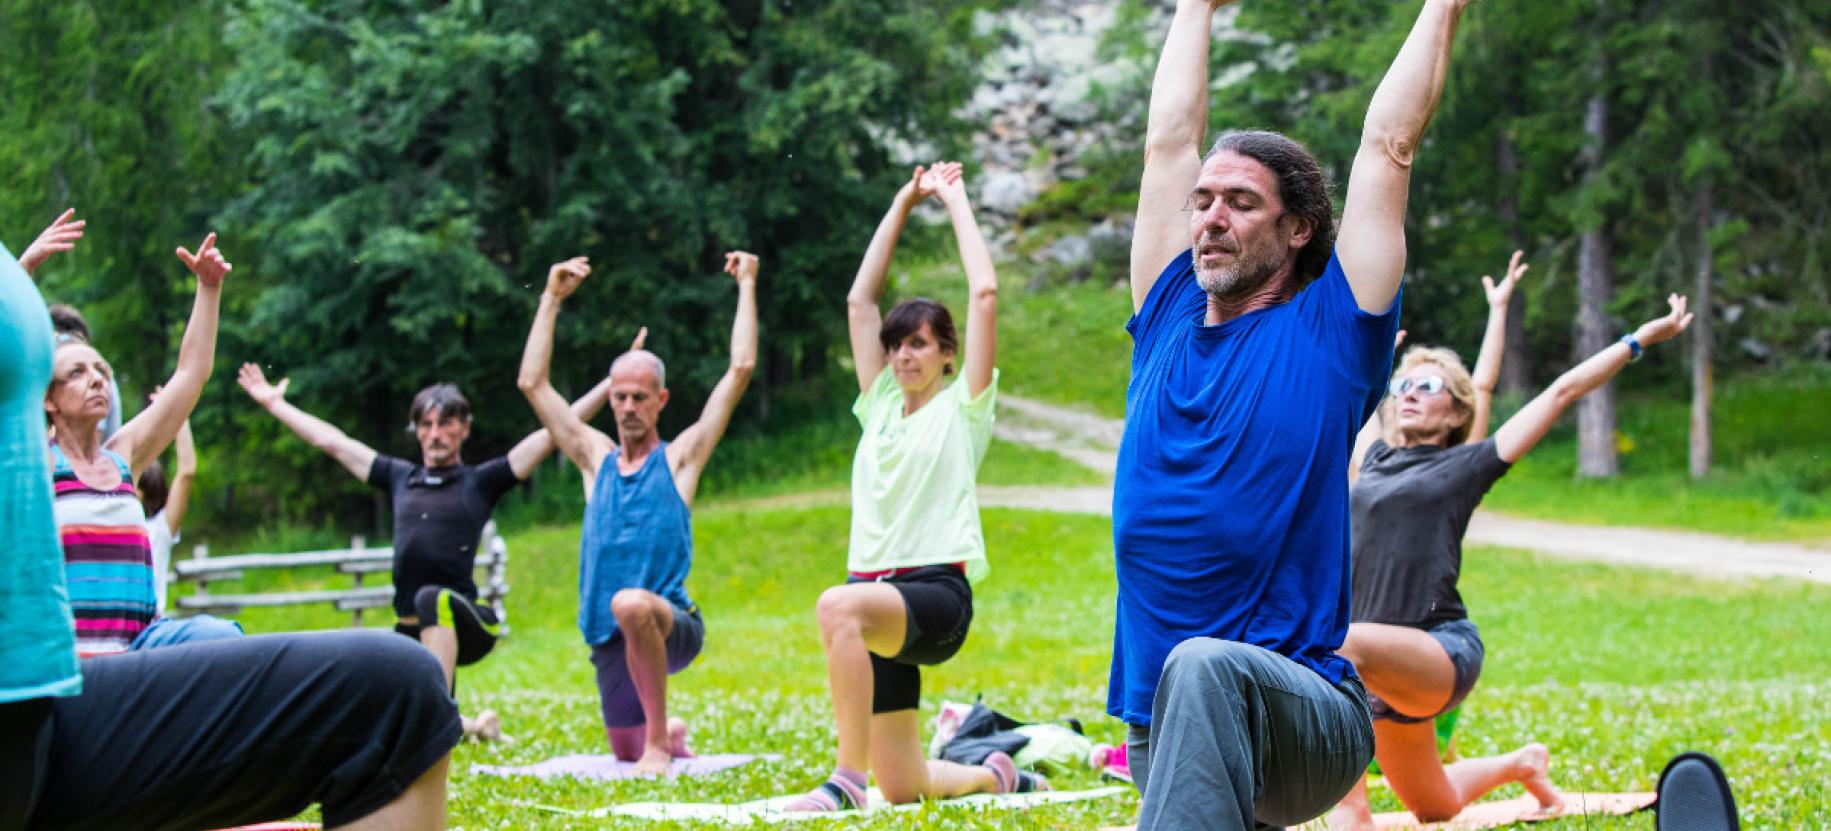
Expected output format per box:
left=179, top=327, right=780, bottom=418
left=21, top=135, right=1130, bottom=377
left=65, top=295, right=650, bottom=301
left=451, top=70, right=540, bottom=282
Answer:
left=1618, top=334, right=1643, bottom=362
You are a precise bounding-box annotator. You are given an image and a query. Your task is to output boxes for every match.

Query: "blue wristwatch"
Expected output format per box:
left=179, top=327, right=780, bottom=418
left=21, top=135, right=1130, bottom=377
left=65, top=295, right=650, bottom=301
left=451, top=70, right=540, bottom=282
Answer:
left=1619, top=334, right=1643, bottom=362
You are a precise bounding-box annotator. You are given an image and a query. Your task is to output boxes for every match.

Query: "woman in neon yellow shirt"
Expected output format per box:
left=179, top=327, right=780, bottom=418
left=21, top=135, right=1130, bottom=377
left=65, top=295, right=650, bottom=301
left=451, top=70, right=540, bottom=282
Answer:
left=786, top=163, right=1042, bottom=811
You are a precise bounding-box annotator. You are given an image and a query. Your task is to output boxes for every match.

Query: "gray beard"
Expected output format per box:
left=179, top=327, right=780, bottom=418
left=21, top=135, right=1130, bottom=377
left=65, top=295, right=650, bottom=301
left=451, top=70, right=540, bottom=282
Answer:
left=1195, top=245, right=1282, bottom=299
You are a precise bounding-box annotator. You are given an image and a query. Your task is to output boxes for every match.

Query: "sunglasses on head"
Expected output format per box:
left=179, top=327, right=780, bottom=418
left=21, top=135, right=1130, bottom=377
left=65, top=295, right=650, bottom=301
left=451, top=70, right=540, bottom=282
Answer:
left=1389, top=375, right=1446, bottom=397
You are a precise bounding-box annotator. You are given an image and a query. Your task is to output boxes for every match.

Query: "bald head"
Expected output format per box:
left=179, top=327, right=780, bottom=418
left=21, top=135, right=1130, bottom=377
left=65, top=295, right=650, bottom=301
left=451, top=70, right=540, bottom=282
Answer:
left=609, top=349, right=666, bottom=389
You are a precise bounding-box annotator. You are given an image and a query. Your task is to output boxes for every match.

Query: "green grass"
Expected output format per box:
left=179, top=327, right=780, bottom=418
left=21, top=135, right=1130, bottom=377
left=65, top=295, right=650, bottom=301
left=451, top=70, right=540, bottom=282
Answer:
left=222, top=504, right=1831, bottom=829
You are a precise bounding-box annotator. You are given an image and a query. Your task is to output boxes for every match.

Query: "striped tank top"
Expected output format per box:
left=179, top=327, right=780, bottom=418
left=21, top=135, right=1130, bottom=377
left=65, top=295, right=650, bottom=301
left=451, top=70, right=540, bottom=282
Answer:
left=51, top=441, right=157, bottom=655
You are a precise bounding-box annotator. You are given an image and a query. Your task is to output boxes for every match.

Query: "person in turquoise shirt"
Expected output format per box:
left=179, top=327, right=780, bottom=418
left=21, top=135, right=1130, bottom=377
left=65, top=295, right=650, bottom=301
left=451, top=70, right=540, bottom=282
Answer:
left=786, top=162, right=1043, bottom=813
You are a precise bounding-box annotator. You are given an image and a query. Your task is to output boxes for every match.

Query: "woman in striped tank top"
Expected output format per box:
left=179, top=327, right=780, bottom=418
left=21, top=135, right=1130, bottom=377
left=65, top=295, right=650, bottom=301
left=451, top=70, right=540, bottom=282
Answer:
left=43, top=232, right=237, bottom=655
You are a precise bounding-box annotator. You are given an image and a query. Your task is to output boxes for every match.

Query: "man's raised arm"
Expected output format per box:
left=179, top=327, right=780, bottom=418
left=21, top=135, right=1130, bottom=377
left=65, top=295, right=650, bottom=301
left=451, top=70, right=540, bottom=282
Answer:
left=1132, top=0, right=1226, bottom=310
left=237, top=363, right=378, bottom=481
left=670, top=251, right=759, bottom=506
left=517, top=257, right=613, bottom=478
left=504, top=374, right=615, bottom=480
left=1337, top=0, right=1470, bottom=313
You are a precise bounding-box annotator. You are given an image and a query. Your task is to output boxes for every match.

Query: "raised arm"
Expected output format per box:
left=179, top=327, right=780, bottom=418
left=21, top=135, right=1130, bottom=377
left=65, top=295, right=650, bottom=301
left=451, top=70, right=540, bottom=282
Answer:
left=18, top=209, right=87, bottom=276
left=504, top=370, right=616, bottom=479
left=1494, top=295, right=1692, bottom=463
left=1467, top=251, right=1527, bottom=442
left=238, top=363, right=378, bottom=480
left=1350, top=328, right=1405, bottom=483
left=1337, top=0, right=1469, bottom=312
left=928, top=163, right=998, bottom=396
left=517, top=257, right=614, bottom=478
left=849, top=168, right=932, bottom=392
left=1132, top=0, right=1221, bottom=310
left=670, top=252, right=760, bottom=504
left=112, top=233, right=230, bottom=478
left=164, top=415, right=197, bottom=535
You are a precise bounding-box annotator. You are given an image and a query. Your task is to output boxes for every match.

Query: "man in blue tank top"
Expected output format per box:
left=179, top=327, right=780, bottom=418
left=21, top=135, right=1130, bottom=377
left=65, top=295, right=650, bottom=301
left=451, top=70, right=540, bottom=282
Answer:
left=518, top=252, right=759, bottom=777
left=1112, top=0, right=1475, bottom=828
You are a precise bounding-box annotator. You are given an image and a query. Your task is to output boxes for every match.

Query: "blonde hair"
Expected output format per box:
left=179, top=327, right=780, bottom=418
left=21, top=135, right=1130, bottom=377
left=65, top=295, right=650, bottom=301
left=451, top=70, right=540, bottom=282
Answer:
left=1393, top=345, right=1477, bottom=446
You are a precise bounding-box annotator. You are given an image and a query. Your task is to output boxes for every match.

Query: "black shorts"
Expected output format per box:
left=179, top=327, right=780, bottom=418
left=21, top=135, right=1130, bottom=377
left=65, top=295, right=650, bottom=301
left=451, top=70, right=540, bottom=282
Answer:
left=848, top=565, right=974, bottom=714
left=0, top=631, right=461, bottom=831
left=395, top=584, right=500, bottom=668
left=1367, top=617, right=1485, bottom=724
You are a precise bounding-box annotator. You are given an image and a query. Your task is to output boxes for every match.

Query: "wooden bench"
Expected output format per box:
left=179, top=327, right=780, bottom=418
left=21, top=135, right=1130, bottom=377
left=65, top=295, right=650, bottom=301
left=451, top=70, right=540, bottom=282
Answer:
left=172, top=520, right=511, bottom=632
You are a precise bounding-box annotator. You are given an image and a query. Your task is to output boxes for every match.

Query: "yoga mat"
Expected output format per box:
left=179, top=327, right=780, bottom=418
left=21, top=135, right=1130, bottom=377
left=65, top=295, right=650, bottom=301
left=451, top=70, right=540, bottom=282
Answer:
left=1364, top=791, right=1657, bottom=830
left=1101, top=791, right=1655, bottom=831
left=472, top=752, right=779, bottom=781
left=582, top=785, right=1129, bottom=824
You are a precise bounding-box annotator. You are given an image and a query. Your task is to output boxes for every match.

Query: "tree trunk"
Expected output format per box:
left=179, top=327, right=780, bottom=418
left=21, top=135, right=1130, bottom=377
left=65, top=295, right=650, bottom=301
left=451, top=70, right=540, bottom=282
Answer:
left=1689, top=178, right=1714, bottom=479
left=1496, top=128, right=1532, bottom=396
left=1575, top=41, right=1618, bottom=478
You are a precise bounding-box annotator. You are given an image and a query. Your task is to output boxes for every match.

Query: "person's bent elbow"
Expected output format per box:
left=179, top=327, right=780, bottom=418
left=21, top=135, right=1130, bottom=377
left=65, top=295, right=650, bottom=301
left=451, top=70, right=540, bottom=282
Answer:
left=515, top=370, right=546, bottom=397
left=1360, top=127, right=1419, bottom=173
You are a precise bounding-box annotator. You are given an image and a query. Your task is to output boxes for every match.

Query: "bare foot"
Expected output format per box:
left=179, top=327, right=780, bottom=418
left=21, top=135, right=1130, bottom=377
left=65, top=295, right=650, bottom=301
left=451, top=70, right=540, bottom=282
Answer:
left=668, top=716, right=695, bottom=758
left=632, top=745, right=675, bottom=778
left=462, top=710, right=514, bottom=745
left=1326, top=802, right=1375, bottom=831
left=1514, top=743, right=1565, bottom=816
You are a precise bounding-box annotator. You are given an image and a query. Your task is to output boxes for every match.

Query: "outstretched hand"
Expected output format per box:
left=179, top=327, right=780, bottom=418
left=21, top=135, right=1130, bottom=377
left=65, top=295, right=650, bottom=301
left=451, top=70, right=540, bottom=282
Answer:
left=630, top=326, right=649, bottom=352
left=20, top=209, right=87, bottom=275
left=1633, top=294, right=1695, bottom=347
left=923, top=161, right=968, bottom=207
left=723, top=250, right=759, bottom=285
left=545, top=256, right=591, bottom=300
left=1481, top=250, right=1529, bottom=308
left=237, top=362, right=290, bottom=409
left=901, top=165, right=937, bottom=205
left=176, top=232, right=233, bottom=287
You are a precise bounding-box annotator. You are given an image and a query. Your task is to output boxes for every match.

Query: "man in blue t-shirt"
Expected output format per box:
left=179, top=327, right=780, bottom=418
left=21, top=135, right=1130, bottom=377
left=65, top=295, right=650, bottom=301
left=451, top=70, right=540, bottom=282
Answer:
left=1113, top=0, right=1475, bottom=827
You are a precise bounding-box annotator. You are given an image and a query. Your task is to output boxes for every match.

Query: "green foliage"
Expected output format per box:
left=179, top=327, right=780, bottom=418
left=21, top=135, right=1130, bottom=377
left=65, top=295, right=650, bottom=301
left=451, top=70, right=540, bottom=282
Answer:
left=0, top=0, right=241, bottom=401
left=14, top=0, right=999, bottom=535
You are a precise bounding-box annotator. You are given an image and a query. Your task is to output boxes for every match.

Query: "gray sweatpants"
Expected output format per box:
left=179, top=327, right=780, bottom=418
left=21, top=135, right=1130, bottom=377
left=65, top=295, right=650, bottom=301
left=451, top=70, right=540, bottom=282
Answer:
left=1126, top=638, right=1374, bottom=830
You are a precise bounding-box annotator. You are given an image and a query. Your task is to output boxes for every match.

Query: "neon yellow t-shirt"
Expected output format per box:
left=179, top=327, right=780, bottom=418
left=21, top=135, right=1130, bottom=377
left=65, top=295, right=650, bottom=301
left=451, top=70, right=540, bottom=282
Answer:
left=848, top=367, right=999, bottom=582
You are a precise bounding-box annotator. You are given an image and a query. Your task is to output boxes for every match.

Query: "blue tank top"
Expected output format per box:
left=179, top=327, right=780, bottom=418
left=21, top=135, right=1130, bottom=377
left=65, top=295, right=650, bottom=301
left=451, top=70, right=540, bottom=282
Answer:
left=0, top=244, right=82, bottom=702
left=578, top=442, right=695, bottom=645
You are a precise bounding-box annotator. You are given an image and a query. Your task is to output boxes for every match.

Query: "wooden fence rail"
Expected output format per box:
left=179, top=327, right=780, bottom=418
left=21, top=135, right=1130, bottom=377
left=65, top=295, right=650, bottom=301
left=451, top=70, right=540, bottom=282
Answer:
left=171, top=520, right=510, bottom=632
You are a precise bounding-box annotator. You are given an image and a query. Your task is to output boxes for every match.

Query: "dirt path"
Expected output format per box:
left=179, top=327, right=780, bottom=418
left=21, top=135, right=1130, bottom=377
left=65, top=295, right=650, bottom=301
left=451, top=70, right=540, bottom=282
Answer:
left=985, top=393, right=1831, bottom=584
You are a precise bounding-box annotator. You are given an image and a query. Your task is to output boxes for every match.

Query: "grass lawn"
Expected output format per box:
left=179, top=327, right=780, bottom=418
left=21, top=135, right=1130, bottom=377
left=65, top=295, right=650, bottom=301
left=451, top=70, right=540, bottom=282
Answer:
left=225, top=502, right=1831, bottom=829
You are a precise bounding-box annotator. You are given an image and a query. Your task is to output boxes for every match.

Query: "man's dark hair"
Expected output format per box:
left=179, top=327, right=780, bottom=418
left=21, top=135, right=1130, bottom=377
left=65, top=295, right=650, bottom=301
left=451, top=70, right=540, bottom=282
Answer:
left=48, top=303, right=91, bottom=342
left=138, top=460, right=170, bottom=517
left=879, top=298, right=958, bottom=375
left=408, top=383, right=471, bottom=426
left=1206, top=131, right=1337, bottom=288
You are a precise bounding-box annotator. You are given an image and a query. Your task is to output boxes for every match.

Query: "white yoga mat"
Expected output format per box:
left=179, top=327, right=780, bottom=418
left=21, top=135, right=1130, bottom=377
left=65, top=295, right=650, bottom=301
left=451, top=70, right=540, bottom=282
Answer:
left=551, top=785, right=1129, bottom=824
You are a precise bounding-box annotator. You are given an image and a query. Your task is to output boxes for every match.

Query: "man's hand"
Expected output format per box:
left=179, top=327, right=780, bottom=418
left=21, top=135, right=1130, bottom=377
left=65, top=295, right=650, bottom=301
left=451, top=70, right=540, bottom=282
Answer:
left=723, top=251, right=759, bottom=285
left=237, top=362, right=291, bottom=409
left=545, top=256, right=591, bottom=300
left=20, top=209, right=86, bottom=275
left=1481, top=250, right=1528, bottom=309
left=176, top=232, right=232, bottom=287
left=925, top=161, right=967, bottom=208
left=898, top=165, right=937, bottom=208
left=630, top=326, right=649, bottom=352
left=1633, top=294, right=1694, bottom=347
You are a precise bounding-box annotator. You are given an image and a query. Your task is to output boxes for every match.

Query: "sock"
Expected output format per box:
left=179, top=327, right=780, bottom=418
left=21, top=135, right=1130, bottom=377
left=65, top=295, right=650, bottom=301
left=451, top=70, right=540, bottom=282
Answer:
left=984, top=751, right=1049, bottom=794
left=783, top=766, right=867, bottom=812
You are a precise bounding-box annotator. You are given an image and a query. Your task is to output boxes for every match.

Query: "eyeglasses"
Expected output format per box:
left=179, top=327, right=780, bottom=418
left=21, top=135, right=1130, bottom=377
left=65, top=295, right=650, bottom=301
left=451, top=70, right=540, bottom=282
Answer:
left=1389, top=375, right=1446, bottom=397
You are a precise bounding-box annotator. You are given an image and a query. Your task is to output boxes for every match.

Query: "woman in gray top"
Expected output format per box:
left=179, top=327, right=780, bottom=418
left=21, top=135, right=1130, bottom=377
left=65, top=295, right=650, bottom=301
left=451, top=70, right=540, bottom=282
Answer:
left=1328, top=266, right=1694, bottom=829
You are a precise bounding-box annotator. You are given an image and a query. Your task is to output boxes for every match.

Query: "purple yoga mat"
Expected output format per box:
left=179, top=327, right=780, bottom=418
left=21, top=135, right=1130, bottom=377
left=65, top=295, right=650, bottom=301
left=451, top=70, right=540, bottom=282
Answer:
left=472, top=753, right=778, bottom=781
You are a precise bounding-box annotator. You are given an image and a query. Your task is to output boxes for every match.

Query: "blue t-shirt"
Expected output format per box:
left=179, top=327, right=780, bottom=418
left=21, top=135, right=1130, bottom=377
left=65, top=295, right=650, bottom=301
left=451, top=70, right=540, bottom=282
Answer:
left=1, top=244, right=82, bottom=702
left=577, top=443, right=695, bottom=645
left=1108, top=249, right=1400, bottom=726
